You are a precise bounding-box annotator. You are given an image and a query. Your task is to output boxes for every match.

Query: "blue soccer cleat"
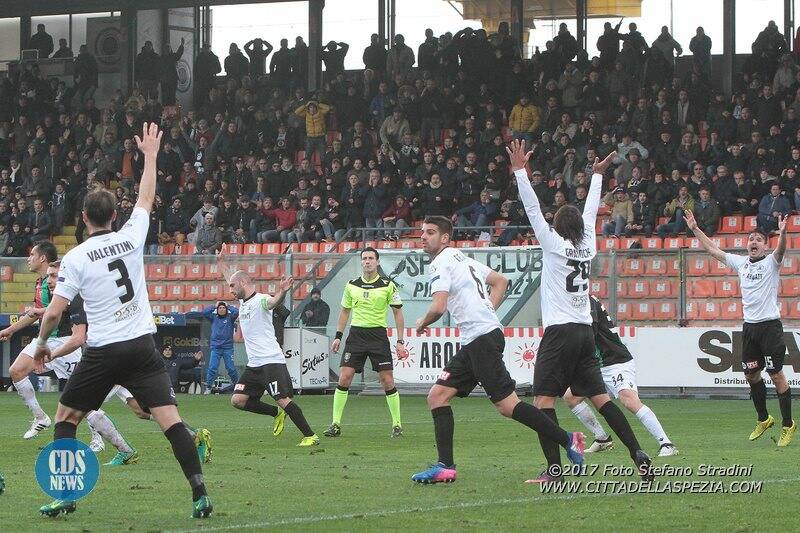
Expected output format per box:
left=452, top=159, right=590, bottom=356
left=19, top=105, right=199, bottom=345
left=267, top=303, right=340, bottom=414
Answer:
left=566, top=431, right=585, bottom=465
left=411, top=462, right=457, bottom=484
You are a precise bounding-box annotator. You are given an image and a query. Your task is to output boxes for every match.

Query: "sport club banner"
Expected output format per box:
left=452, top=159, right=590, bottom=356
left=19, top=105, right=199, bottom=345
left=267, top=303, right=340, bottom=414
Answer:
left=283, top=328, right=329, bottom=389
left=385, top=327, right=800, bottom=389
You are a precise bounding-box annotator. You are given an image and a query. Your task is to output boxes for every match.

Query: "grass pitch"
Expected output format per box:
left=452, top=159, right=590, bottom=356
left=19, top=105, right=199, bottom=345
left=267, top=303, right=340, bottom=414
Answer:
left=0, top=393, right=797, bottom=532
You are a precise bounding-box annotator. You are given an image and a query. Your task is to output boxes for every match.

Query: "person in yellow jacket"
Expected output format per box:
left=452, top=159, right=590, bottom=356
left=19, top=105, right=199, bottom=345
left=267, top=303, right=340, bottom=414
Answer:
left=295, top=100, right=331, bottom=162
left=508, top=94, right=541, bottom=145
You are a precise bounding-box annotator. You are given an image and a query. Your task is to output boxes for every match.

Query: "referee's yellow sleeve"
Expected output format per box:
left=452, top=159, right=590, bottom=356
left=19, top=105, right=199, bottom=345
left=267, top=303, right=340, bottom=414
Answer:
left=388, top=281, right=402, bottom=307
left=341, top=283, right=353, bottom=309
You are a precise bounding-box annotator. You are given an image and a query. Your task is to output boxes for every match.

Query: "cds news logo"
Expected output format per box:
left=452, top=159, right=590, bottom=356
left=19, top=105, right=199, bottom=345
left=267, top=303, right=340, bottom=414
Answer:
left=35, top=439, right=99, bottom=501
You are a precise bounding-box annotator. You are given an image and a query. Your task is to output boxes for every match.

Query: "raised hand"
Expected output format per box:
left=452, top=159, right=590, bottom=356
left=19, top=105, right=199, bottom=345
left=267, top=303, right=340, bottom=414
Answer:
left=505, top=139, right=533, bottom=172
left=135, top=122, right=163, bottom=158
left=778, top=213, right=788, bottom=233
left=279, top=276, right=294, bottom=292
left=592, top=151, right=617, bottom=175
left=683, top=210, right=697, bottom=231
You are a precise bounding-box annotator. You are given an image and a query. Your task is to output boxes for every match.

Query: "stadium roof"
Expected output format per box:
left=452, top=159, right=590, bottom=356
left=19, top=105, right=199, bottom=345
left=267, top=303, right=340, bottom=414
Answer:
left=0, top=0, right=302, bottom=17
left=450, top=0, right=641, bottom=28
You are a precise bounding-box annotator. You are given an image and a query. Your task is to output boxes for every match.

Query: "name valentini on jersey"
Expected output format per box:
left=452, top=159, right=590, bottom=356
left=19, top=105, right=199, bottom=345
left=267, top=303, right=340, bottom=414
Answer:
left=85, top=241, right=135, bottom=262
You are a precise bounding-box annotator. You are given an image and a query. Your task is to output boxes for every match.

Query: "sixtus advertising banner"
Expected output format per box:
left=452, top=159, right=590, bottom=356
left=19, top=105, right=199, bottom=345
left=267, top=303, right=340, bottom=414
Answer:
left=283, top=328, right=329, bottom=389
left=386, top=327, right=800, bottom=388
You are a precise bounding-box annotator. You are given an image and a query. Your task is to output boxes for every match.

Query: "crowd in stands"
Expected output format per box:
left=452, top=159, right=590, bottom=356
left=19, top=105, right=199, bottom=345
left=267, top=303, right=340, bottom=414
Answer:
left=1, top=19, right=800, bottom=256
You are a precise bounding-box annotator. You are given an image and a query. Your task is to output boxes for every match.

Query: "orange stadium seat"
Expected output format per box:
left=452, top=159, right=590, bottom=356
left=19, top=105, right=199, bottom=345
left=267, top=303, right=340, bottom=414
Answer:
left=616, top=302, right=633, bottom=321
left=241, top=263, right=261, bottom=280
left=338, top=241, right=358, bottom=253
left=650, top=280, right=675, bottom=298
left=203, top=283, right=226, bottom=300
left=598, top=238, right=618, bottom=251
left=685, top=301, right=699, bottom=320
left=709, top=258, right=733, bottom=276
left=590, top=279, right=608, bottom=298
left=167, top=285, right=185, bottom=300
left=715, top=280, right=740, bottom=297
left=769, top=236, right=779, bottom=248
left=719, top=216, right=743, bottom=234
left=627, top=280, right=649, bottom=298
left=185, top=284, right=203, bottom=300
left=474, top=241, right=490, bottom=248
left=243, top=243, right=262, bottom=254
left=662, top=237, right=684, bottom=249
left=150, top=304, right=164, bottom=313
left=363, top=241, right=377, bottom=249
left=320, top=242, right=338, bottom=253
left=653, top=301, right=677, bottom=320
left=595, top=218, right=604, bottom=235
left=294, top=281, right=314, bottom=300
left=779, top=299, right=788, bottom=316
left=644, top=258, right=667, bottom=275
left=595, top=256, right=610, bottom=276
left=710, top=236, right=725, bottom=248
left=614, top=280, right=627, bottom=298
left=631, top=302, right=653, bottom=320
left=666, top=257, right=681, bottom=276
left=225, top=243, right=243, bottom=255
left=203, top=263, right=222, bottom=280
left=156, top=244, right=174, bottom=255
left=641, top=237, right=662, bottom=249
left=721, top=300, right=742, bottom=320
left=299, top=243, right=319, bottom=253
left=687, top=257, right=710, bottom=276
left=146, top=264, right=167, bottom=280
left=791, top=236, right=800, bottom=249
left=780, top=278, right=800, bottom=296
left=620, top=258, right=645, bottom=276
left=261, top=260, right=284, bottom=279
left=396, top=239, right=419, bottom=249
left=689, top=280, right=715, bottom=297
left=743, top=216, right=757, bottom=232
left=781, top=255, right=798, bottom=273
left=293, top=261, right=316, bottom=279
left=165, top=303, right=183, bottom=314
left=455, top=241, right=473, bottom=248
left=620, top=237, right=639, bottom=249
left=789, top=215, right=800, bottom=232
left=0, top=266, right=11, bottom=282
left=186, top=263, right=203, bottom=280
left=167, top=264, right=186, bottom=280
left=727, top=235, right=747, bottom=249
left=317, top=259, right=337, bottom=278
left=184, top=303, right=205, bottom=313
left=375, top=241, right=396, bottom=249
left=148, top=284, right=167, bottom=301
left=697, top=300, right=720, bottom=320
left=262, top=243, right=282, bottom=254
left=685, top=238, right=701, bottom=249
left=262, top=281, right=280, bottom=295
left=174, top=244, right=196, bottom=255
left=788, top=300, right=800, bottom=318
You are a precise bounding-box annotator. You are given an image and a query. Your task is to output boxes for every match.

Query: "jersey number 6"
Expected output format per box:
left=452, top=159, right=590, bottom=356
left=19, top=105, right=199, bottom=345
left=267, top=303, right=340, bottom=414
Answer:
left=566, top=259, right=590, bottom=293
left=108, top=259, right=135, bottom=303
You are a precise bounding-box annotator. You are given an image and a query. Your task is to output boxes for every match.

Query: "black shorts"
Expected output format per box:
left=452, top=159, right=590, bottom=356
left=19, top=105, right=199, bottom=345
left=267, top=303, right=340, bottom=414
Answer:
left=436, top=329, right=516, bottom=403
left=742, top=319, right=786, bottom=375
left=534, top=323, right=606, bottom=398
left=234, top=363, right=294, bottom=400
left=60, top=334, right=176, bottom=413
left=342, top=326, right=392, bottom=373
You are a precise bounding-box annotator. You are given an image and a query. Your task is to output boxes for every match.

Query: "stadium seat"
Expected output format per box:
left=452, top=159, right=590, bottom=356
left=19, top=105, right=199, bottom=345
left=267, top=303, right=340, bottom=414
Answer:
left=294, top=280, right=314, bottom=300
left=338, top=241, right=358, bottom=253
left=495, top=220, right=509, bottom=235
left=687, top=257, right=709, bottom=276
left=299, top=243, right=319, bottom=253
left=769, top=235, right=779, bottom=248
left=293, top=261, right=316, bottom=279
left=631, top=302, right=653, bottom=320
left=363, top=241, right=377, bottom=249
left=595, top=256, right=610, bottom=277
left=241, top=263, right=261, bottom=280
left=184, top=303, right=205, bottom=313
left=262, top=281, right=280, bottom=295
left=317, top=259, right=337, bottom=278
left=620, top=237, right=639, bottom=249
left=616, top=302, right=633, bottom=321
left=186, top=263, right=203, bottom=280
left=185, top=284, right=203, bottom=300
left=715, top=279, right=740, bottom=297
left=710, top=236, right=725, bottom=248
left=167, top=264, right=186, bottom=280
left=146, top=264, right=167, bottom=280
left=689, top=280, right=715, bottom=297
left=727, top=235, right=746, bottom=249
left=743, top=216, right=757, bottom=232
left=320, top=242, right=338, bottom=253
left=614, top=280, right=627, bottom=298
left=261, top=243, right=281, bottom=254
left=644, top=258, right=667, bottom=275
left=165, top=303, right=183, bottom=314
left=650, top=280, right=675, bottom=298
left=594, top=218, right=603, bottom=235
left=148, top=284, right=167, bottom=301
left=396, top=239, right=419, bottom=249
left=224, top=243, right=243, bottom=255
left=719, top=215, right=743, bottom=234
left=620, top=258, right=645, bottom=276
left=685, top=238, right=701, bottom=249
left=627, top=280, right=649, bottom=298
left=720, top=300, right=742, bottom=320
left=782, top=256, right=799, bottom=274
left=698, top=300, right=721, bottom=320
left=243, top=243, right=262, bottom=254
left=709, top=259, right=733, bottom=276
left=375, top=240, right=396, bottom=249
left=598, top=238, right=618, bottom=251
left=0, top=266, right=11, bottom=282
left=262, top=260, right=284, bottom=279
left=653, top=301, right=677, bottom=320
left=150, top=304, right=164, bottom=314
left=791, top=236, right=800, bottom=249
left=203, top=283, right=226, bottom=300
left=685, top=301, right=699, bottom=320
left=780, top=278, right=800, bottom=296
left=456, top=241, right=473, bottom=248
left=641, top=237, right=662, bottom=249
left=473, top=241, right=491, bottom=248
left=789, top=215, right=800, bottom=232
left=788, top=300, right=800, bottom=318
left=666, top=257, right=681, bottom=276
left=662, top=237, right=684, bottom=249
left=167, top=285, right=185, bottom=300
left=156, top=244, right=174, bottom=255
left=174, top=244, right=196, bottom=255
left=778, top=299, right=788, bottom=316
left=203, top=263, right=222, bottom=280
left=590, top=279, right=608, bottom=298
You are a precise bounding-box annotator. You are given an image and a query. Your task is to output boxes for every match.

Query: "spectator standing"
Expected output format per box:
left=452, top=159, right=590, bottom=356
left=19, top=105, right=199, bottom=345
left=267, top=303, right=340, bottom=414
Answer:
left=363, top=34, right=387, bottom=73
left=508, top=94, right=540, bottom=145
left=292, top=36, right=309, bottom=89
left=295, top=99, right=331, bottom=162
left=28, top=24, right=54, bottom=58
left=194, top=44, right=221, bottom=106
left=135, top=41, right=161, bottom=100
left=244, top=38, right=273, bottom=78
left=185, top=302, right=240, bottom=394
left=52, top=38, right=73, bottom=59
left=321, top=41, right=349, bottom=80
left=160, top=38, right=185, bottom=106
left=386, top=34, right=415, bottom=81
left=690, top=27, right=712, bottom=76
left=270, top=39, right=293, bottom=90
left=224, top=43, right=250, bottom=79
left=73, top=45, right=99, bottom=106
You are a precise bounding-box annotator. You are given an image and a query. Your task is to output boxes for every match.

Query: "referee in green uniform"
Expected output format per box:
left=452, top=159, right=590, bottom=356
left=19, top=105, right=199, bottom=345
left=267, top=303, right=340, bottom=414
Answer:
left=325, top=247, right=409, bottom=438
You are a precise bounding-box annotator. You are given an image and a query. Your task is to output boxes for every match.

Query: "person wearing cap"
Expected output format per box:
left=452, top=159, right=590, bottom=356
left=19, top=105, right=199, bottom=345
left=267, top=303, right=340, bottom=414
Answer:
left=601, top=186, right=633, bottom=237
left=185, top=301, right=240, bottom=393
left=613, top=146, right=648, bottom=185
left=300, top=288, right=330, bottom=329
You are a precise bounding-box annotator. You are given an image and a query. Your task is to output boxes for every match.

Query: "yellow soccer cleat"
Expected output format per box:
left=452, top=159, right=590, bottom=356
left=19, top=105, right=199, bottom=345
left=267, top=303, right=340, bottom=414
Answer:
left=297, top=434, right=320, bottom=447
left=778, top=421, right=796, bottom=447
left=749, top=415, right=774, bottom=441
left=273, top=410, right=286, bottom=437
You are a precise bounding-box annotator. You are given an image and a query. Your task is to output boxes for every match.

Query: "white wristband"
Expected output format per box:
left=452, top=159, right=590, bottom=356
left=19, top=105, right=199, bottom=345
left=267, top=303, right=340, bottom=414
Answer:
left=36, top=337, right=47, bottom=347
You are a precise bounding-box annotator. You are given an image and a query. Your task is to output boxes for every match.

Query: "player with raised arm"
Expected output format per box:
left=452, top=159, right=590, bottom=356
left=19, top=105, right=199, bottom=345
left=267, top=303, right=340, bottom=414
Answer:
left=217, top=246, right=320, bottom=446
left=685, top=210, right=795, bottom=446
left=33, top=123, right=212, bottom=518
left=325, top=247, right=409, bottom=439
left=508, top=139, right=653, bottom=483
left=563, top=295, right=678, bottom=456
left=410, top=216, right=584, bottom=484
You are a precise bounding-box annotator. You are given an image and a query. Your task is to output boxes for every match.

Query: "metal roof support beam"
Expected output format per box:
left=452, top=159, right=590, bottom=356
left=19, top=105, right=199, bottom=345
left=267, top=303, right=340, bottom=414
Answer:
left=120, top=8, right=137, bottom=96
left=510, top=0, right=523, bottom=58
left=378, top=0, right=386, bottom=45
left=576, top=0, right=587, bottom=52
left=722, top=0, right=735, bottom=97
left=786, top=0, right=794, bottom=51
left=20, top=16, right=31, bottom=54
left=308, top=0, right=323, bottom=91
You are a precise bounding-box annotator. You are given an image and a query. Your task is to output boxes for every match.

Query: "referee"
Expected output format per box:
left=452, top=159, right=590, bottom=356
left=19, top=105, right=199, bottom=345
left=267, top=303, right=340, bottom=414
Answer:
left=325, top=247, right=408, bottom=438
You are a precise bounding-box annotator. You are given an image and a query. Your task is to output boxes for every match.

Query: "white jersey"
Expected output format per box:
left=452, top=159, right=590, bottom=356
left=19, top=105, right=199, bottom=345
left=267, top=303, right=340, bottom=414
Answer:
left=55, top=207, right=155, bottom=347
left=238, top=292, right=284, bottom=366
left=429, top=247, right=501, bottom=345
left=514, top=168, right=601, bottom=328
left=724, top=252, right=781, bottom=323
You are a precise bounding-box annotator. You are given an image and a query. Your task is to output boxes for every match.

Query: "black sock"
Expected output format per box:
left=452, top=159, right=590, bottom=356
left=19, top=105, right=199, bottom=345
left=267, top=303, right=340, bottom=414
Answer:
left=385, top=387, right=398, bottom=396
left=54, top=421, right=77, bottom=440
left=337, top=385, right=349, bottom=392
left=749, top=379, right=769, bottom=421
left=512, top=402, right=570, bottom=447
left=598, top=401, right=642, bottom=460
left=164, top=422, right=206, bottom=501
left=284, top=401, right=314, bottom=437
left=778, top=388, right=793, bottom=427
left=527, top=407, right=563, bottom=467
left=431, top=406, right=455, bottom=467
left=244, top=397, right=279, bottom=417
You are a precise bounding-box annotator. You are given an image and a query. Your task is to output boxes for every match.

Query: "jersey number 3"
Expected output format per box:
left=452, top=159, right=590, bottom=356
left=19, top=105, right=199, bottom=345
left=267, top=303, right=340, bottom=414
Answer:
left=566, top=259, right=590, bottom=293
left=108, top=259, right=134, bottom=303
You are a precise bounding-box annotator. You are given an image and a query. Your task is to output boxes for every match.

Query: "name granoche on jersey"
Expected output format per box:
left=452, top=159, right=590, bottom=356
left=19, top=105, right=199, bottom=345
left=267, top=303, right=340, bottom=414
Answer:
left=86, top=241, right=134, bottom=262
left=565, top=247, right=592, bottom=259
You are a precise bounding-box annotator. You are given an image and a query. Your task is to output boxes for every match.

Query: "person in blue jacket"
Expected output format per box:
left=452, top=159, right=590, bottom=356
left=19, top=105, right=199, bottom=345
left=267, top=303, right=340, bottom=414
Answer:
left=186, top=301, right=240, bottom=392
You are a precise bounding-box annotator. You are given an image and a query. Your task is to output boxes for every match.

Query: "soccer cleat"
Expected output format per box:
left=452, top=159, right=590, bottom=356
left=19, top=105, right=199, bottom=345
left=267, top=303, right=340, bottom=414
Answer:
left=89, top=433, right=105, bottom=453
left=0, top=472, right=5, bottom=495
left=297, top=434, right=320, bottom=447
left=411, top=462, right=457, bottom=484
left=586, top=437, right=614, bottom=453
left=196, top=428, right=213, bottom=463
left=323, top=423, right=341, bottom=437
left=273, top=410, right=286, bottom=437
left=635, top=450, right=654, bottom=481
left=104, top=449, right=138, bottom=466
left=391, top=425, right=403, bottom=438
left=658, top=443, right=679, bottom=457
left=24, top=415, right=51, bottom=439
left=524, top=469, right=563, bottom=484
left=565, top=432, right=585, bottom=465
left=39, top=500, right=76, bottom=517
left=191, top=495, right=213, bottom=518
left=778, top=421, right=797, bottom=447
left=749, top=415, right=774, bottom=441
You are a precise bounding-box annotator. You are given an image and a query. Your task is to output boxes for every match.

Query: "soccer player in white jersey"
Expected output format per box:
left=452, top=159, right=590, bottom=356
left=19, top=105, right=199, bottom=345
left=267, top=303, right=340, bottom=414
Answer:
left=685, top=210, right=795, bottom=446
left=508, top=140, right=653, bottom=483
left=32, top=123, right=212, bottom=518
left=410, top=216, right=585, bottom=484
left=217, top=246, right=320, bottom=446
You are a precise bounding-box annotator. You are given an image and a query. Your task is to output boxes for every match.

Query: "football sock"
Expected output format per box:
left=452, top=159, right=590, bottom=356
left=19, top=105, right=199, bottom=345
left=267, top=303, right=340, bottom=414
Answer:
left=182, top=420, right=197, bottom=439
left=14, top=379, right=46, bottom=419
left=571, top=401, right=610, bottom=440
left=164, top=422, right=206, bottom=501
left=54, top=421, right=77, bottom=440
left=284, top=401, right=314, bottom=437
left=531, top=407, right=562, bottom=467
left=385, top=388, right=401, bottom=427
left=431, top=406, right=454, bottom=466
left=635, top=405, right=670, bottom=445
left=512, top=402, right=571, bottom=447
left=777, top=388, right=793, bottom=427
left=332, top=386, right=349, bottom=425
left=86, top=410, right=134, bottom=453
left=599, top=401, right=642, bottom=460
left=749, top=379, right=769, bottom=421
left=87, top=416, right=102, bottom=441
left=243, top=397, right=279, bottom=417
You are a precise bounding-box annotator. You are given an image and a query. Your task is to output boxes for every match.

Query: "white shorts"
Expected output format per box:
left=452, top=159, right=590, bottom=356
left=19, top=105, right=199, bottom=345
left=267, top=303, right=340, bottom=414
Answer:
left=601, top=360, right=638, bottom=399
left=21, top=337, right=82, bottom=380
left=105, top=385, right=134, bottom=404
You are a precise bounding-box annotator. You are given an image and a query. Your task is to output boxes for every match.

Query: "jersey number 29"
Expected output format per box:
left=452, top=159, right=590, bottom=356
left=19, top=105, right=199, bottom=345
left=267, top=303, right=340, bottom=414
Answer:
left=108, top=259, right=135, bottom=303
left=566, top=259, right=590, bottom=293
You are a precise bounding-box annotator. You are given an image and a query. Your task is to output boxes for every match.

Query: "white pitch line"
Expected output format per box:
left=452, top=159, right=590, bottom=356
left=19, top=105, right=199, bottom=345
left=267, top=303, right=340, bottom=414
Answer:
left=166, top=477, right=800, bottom=533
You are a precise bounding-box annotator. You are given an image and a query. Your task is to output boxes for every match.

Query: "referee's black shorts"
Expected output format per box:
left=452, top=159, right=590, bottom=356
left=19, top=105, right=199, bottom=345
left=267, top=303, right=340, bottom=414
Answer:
left=533, top=323, right=606, bottom=398
left=742, top=319, right=786, bottom=375
left=60, top=334, right=176, bottom=413
left=342, top=326, right=393, bottom=373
